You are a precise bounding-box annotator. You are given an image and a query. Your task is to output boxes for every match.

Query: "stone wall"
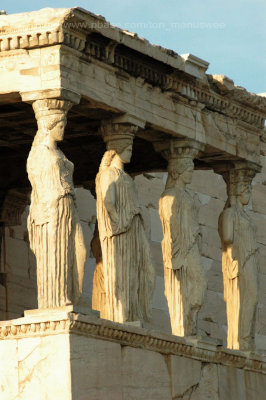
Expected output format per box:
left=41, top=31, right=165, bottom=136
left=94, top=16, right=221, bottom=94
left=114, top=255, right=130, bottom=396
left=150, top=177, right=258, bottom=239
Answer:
left=1, top=158, right=266, bottom=349
left=0, top=311, right=265, bottom=400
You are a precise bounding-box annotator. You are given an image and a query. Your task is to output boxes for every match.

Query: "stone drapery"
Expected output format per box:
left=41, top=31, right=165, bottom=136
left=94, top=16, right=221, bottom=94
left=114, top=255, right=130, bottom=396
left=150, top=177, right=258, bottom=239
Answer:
left=158, top=140, right=206, bottom=336
left=27, top=99, right=86, bottom=308
left=95, top=121, right=155, bottom=323
left=218, top=164, right=259, bottom=350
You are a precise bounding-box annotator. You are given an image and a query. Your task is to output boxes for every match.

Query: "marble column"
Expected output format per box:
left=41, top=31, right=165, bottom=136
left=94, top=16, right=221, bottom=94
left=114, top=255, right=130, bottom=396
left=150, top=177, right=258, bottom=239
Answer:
left=26, top=97, right=86, bottom=309
left=217, top=162, right=260, bottom=350
left=155, top=139, right=206, bottom=336
left=94, top=118, right=155, bottom=323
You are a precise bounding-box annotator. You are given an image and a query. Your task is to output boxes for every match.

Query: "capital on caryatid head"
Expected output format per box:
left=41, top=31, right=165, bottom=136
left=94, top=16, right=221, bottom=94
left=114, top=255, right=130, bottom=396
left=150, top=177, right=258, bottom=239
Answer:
left=99, top=114, right=145, bottom=150
left=154, top=139, right=204, bottom=161
left=154, top=139, right=204, bottom=179
left=32, top=99, right=72, bottom=118
left=99, top=121, right=138, bottom=150
left=33, top=98, right=72, bottom=128
left=215, top=161, right=261, bottom=204
left=20, top=89, right=81, bottom=136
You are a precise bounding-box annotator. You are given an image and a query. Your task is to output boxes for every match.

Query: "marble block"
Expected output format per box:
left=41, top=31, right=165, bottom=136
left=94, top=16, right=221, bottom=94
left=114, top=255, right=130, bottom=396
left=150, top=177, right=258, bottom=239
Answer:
left=0, top=311, right=265, bottom=399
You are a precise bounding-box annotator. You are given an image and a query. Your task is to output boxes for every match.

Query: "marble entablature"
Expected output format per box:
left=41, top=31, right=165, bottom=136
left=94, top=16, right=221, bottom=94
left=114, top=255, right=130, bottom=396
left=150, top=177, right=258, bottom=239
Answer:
left=0, top=7, right=266, bottom=400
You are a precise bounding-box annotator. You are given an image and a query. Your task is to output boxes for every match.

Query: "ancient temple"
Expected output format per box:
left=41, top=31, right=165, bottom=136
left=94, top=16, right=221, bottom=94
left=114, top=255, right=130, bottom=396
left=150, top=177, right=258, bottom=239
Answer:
left=0, top=7, right=265, bottom=399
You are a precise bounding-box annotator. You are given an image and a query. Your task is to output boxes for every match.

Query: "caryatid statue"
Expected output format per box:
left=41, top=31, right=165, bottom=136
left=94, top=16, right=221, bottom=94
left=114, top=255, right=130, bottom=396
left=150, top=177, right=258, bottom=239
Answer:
left=218, top=164, right=259, bottom=350
left=157, top=140, right=206, bottom=336
left=95, top=121, right=155, bottom=324
left=27, top=99, right=86, bottom=309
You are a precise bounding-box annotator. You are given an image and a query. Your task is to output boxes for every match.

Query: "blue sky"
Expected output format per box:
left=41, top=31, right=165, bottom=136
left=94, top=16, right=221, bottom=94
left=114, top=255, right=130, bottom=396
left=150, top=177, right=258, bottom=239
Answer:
left=1, top=0, right=265, bottom=94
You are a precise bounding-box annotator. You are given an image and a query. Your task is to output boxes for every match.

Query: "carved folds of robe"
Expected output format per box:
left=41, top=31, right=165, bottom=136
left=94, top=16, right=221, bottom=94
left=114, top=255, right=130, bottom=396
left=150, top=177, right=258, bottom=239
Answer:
left=159, top=187, right=206, bottom=336
left=96, top=166, right=155, bottom=323
left=27, top=143, right=86, bottom=308
left=219, top=206, right=258, bottom=350
left=91, top=223, right=106, bottom=317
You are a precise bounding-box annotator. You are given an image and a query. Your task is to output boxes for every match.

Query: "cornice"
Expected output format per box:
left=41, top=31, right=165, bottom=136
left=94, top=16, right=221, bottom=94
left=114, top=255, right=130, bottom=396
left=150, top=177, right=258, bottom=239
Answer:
left=0, top=8, right=265, bottom=129
left=0, top=313, right=265, bottom=374
left=84, top=45, right=265, bottom=128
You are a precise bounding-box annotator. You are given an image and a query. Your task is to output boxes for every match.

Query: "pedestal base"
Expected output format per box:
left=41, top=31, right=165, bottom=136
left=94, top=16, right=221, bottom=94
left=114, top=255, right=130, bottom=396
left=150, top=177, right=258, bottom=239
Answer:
left=0, top=312, right=265, bottom=400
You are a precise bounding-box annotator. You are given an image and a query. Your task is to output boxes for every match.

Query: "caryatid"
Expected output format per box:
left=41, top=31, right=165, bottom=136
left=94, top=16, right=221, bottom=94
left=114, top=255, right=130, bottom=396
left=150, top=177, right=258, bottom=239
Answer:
left=27, top=99, right=86, bottom=309
left=218, top=164, right=259, bottom=350
left=157, top=140, right=206, bottom=336
left=95, top=121, right=155, bottom=324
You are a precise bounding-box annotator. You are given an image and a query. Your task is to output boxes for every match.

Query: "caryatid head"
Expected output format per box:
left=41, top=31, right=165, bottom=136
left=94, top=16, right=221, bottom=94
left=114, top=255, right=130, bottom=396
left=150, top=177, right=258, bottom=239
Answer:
left=99, top=121, right=137, bottom=169
left=224, top=168, right=255, bottom=207
left=32, top=99, right=72, bottom=145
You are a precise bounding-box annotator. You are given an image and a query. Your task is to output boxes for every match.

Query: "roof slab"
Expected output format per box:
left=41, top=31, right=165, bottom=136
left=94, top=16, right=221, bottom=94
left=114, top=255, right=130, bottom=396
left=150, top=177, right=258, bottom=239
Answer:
left=0, top=7, right=265, bottom=192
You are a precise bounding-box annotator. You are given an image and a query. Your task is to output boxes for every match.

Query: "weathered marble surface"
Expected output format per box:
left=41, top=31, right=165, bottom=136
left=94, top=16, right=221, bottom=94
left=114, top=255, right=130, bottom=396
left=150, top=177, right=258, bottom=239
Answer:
left=219, top=166, right=259, bottom=350
left=0, top=334, right=71, bottom=400
left=0, top=7, right=265, bottom=350
left=27, top=99, right=86, bottom=309
left=169, top=355, right=202, bottom=398
left=158, top=141, right=206, bottom=336
left=0, top=339, right=18, bottom=400
left=0, top=312, right=265, bottom=400
left=122, top=347, right=172, bottom=400
left=91, top=223, right=106, bottom=318
left=71, top=335, right=122, bottom=400
left=2, top=164, right=266, bottom=349
left=95, top=122, right=155, bottom=323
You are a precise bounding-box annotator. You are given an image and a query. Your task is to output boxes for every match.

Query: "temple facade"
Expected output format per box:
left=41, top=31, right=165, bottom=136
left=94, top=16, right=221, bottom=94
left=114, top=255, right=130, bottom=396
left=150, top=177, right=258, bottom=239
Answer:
left=0, top=7, right=266, bottom=399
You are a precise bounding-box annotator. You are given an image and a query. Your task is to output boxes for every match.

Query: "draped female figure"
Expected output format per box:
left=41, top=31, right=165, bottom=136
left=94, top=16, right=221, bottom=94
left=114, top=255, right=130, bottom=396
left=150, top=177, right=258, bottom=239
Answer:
left=27, top=100, right=86, bottom=308
left=219, top=170, right=258, bottom=350
left=159, top=156, right=206, bottom=336
left=95, top=130, right=155, bottom=323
